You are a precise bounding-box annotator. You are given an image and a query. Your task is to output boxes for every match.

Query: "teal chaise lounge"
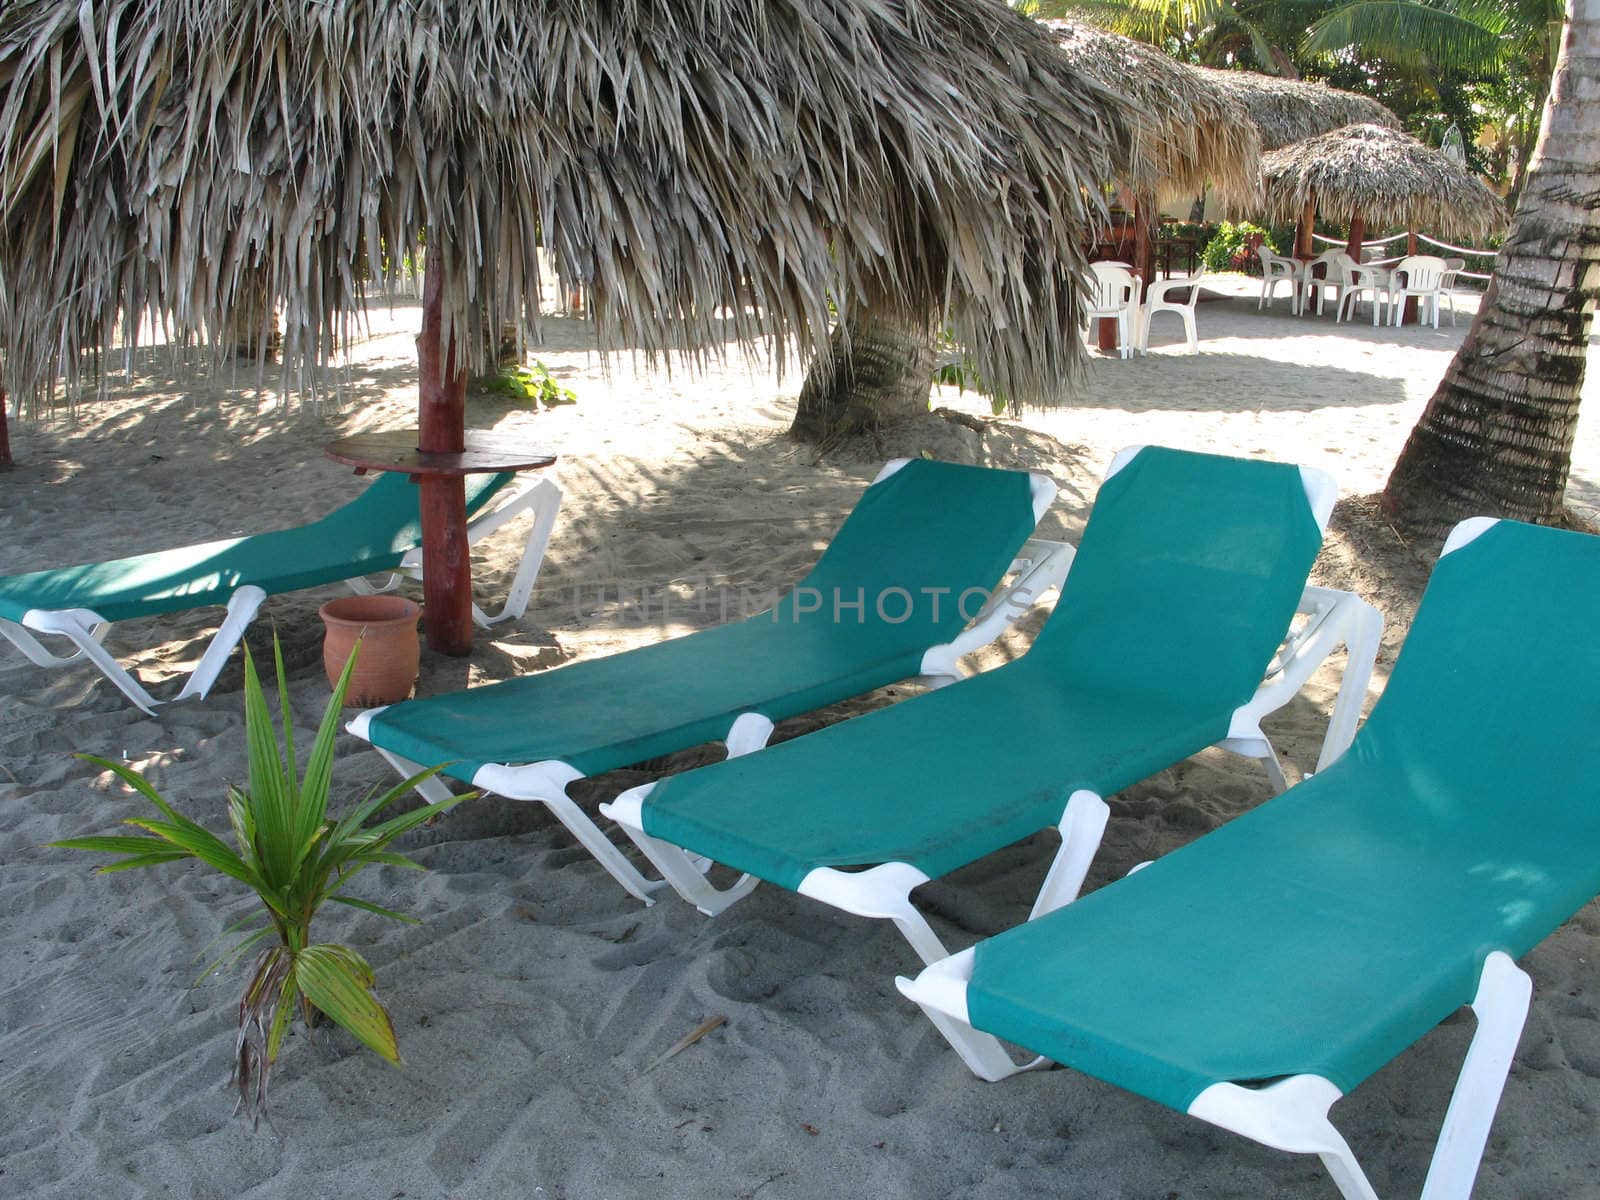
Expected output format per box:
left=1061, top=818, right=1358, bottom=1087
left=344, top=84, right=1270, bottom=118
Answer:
left=351, top=458, right=1069, bottom=903
left=0, top=472, right=560, bottom=712
left=899, top=516, right=1600, bottom=1200
left=603, top=446, right=1380, bottom=961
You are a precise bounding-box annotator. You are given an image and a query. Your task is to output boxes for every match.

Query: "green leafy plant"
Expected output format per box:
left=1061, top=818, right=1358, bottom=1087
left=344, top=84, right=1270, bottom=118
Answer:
left=932, top=332, right=1009, bottom=415
left=477, top=359, right=578, bottom=408
left=1201, top=221, right=1278, bottom=274
left=52, top=639, right=470, bottom=1121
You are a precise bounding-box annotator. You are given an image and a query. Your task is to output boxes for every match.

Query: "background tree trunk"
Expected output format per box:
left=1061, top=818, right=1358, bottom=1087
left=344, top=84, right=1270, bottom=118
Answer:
left=790, top=310, right=935, bottom=444
left=227, top=265, right=281, bottom=361
left=0, top=386, right=11, bottom=469
left=1383, top=0, right=1600, bottom=543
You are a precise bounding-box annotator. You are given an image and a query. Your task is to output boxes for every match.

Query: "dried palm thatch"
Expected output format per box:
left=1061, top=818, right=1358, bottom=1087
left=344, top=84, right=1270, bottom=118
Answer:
left=1040, top=20, right=1261, bottom=209
left=0, top=0, right=1129, bottom=409
left=1260, top=123, right=1505, bottom=241
left=1191, top=66, right=1399, bottom=151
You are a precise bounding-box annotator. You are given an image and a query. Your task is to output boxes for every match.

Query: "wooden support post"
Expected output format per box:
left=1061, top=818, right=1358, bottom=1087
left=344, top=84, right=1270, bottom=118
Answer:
left=1403, top=231, right=1420, bottom=325
left=1133, top=193, right=1156, bottom=298
left=1345, top=215, right=1365, bottom=260
left=1296, top=199, right=1316, bottom=259
left=416, top=265, right=474, bottom=656
left=0, top=387, right=12, bottom=470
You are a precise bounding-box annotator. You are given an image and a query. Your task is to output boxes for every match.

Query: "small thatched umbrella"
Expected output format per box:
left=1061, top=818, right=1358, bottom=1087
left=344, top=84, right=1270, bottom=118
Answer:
left=1260, top=122, right=1506, bottom=245
left=0, top=0, right=1126, bottom=651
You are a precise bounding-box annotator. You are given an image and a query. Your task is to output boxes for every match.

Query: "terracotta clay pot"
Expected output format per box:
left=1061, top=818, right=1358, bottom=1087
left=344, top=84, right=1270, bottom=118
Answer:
left=318, top=595, right=421, bottom=707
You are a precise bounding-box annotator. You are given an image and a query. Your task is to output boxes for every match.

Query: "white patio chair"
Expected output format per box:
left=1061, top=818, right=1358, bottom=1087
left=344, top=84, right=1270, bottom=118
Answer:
left=1440, top=257, right=1468, bottom=326
left=1389, top=254, right=1449, bottom=328
left=1256, top=246, right=1301, bottom=313
left=1298, top=250, right=1350, bottom=316
left=1086, top=262, right=1140, bottom=359
left=1335, top=261, right=1391, bottom=325
left=1136, top=265, right=1205, bottom=354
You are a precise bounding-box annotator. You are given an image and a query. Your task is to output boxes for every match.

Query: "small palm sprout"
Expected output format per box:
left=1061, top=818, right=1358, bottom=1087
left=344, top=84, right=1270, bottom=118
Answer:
left=52, top=638, right=470, bottom=1121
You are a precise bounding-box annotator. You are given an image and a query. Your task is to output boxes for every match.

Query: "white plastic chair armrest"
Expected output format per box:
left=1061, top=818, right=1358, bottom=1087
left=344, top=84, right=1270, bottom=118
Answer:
left=895, top=945, right=978, bottom=1024
left=1225, top=585, right=1383, bottom=771
left=919, top=538, right=1075, bottom=678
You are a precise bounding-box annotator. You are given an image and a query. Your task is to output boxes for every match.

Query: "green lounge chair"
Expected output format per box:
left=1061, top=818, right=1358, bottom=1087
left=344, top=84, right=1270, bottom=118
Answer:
left=603, top=446, right=1380, bottom=963
left=0, top=472, right=560, bottom=713
left=351, top=458, right=1069, bottom=903
left=898, top=516, right=1600, bottom=1200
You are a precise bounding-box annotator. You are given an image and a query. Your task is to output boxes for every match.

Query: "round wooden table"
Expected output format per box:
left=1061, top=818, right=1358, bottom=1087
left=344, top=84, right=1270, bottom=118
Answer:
left=325, top=429, right=557, bottom=655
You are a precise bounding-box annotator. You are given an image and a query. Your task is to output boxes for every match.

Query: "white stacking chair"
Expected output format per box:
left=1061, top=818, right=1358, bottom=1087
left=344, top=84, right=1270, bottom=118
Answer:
left=1137, top=265, right=1205, bottom=354
left=1086, top=263, right=1140, bottom=359
left=1335, top=260, right=1391, bottom=325
left=1256, top=246, right=1301, bottom=313
left=1297, top=250, right=1345, bottom=316
left=1440, top=258, right=1468, bottom=326
left=1389, top=254, right=1449, bottom=328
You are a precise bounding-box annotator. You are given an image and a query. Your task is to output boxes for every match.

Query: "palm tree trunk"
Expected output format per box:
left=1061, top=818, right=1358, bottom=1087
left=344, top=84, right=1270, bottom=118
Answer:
left=0, top=386, right=11, bottom=469
left=790, top=309, right=935, bottom=444
left=1382, top=0, right=1600, bottom=543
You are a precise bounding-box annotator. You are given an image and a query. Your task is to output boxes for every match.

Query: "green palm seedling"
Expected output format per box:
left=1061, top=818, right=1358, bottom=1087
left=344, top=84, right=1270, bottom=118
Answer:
left=52, top=637, right=471, bottom=1121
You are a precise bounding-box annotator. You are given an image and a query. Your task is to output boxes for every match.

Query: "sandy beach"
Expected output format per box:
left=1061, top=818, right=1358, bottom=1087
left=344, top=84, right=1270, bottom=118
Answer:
left=3, top=277, right=1599, bottom=1199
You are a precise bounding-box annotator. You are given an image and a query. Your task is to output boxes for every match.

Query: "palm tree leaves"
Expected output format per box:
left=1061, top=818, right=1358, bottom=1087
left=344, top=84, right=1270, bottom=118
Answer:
left=1306, top=1, right=1508, bottom=74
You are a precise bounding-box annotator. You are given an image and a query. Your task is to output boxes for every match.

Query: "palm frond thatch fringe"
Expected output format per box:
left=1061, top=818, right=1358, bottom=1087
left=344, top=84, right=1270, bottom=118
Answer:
left=1259, top=123, right=1505, bottom=241
left=0, top=0, right=1131, bottom=409
left=1040, top=20, right=1262, bottom=210
left=1190, top=66, right=1400, bottom=151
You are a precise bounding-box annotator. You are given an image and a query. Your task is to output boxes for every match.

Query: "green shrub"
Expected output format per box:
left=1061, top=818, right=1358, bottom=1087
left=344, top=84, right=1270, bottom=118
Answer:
left=478, top=359, right=577, bottom=408
left=1202, top=221, right=1278, bottom=274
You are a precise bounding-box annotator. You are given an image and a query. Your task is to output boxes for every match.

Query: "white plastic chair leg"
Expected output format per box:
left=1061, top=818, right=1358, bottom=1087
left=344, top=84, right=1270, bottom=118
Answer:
left=1188, top=952, right=1531, bottom=1200
left=470, top=478, right=562, bottom=626
left=895, top=948, right=1048, bottom=1081
left=173, top=585, right=269, bottom=702
left=1028, top=790, right=1111, bottom=918
left=1419, top=952, right=1532, bottom=1200
left=601, top=783, right=758, bottom=914
left=11, top=609, right=163, bottom=713
left=797, top=861, right=950, bottom=965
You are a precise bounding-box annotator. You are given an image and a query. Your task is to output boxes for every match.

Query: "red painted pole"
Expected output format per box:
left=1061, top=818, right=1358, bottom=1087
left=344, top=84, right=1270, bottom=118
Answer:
left=416, top=265, right=474, bottom=655
left=1403, top=231, right=1420, bottom=325
left=1296, top=199, right=1316, bottom=259
left=1345, top=214, right=1365, bottom=260
left=0, top=387, right=12, bottom=470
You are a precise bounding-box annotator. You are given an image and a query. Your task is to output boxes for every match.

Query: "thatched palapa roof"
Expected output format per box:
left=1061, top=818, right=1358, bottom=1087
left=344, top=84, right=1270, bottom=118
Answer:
left=1191, top=66, right=1400, bottom=151
left=1040, top=20, right=1261, bottom=209
left=0, top=0, right=1129, bottom=405
left=1260, top=123, right=1505, bottom=241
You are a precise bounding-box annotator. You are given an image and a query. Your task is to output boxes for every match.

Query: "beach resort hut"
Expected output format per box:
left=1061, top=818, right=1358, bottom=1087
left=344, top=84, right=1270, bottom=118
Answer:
left=1259, top=121, right=1506, bottom=256
left=0, top=0, right=1125, bottom=650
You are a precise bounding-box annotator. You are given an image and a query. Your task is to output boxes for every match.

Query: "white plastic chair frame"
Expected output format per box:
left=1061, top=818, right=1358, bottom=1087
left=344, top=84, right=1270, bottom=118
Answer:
left=0, top=476, right=562, bottom=714
left=1299, top=250, right=1351, bottom=317
left=602, top=463, right=1383, bottom=962
left=1136, top=266, right=1205, bottom=355
left=1257, top=247, right=1302, bottom=314
left=1085, top=263, right=1140, bottom=359
left=1337, top=263, right=1392, bottom=326
left=1389, top=255, right=1450, bottom=329
left=1439, top=259, right=1467, bottom=327
left=351, top=463, right=1068, bottom=906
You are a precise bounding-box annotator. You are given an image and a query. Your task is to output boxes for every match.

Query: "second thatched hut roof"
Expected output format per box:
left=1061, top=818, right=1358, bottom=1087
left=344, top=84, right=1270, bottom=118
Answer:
left=1260, top=123, right=1505, bottom=240
left=1040, top=21, right=1261, bottom=209
left=1191, top=66, right=1400, bottom=151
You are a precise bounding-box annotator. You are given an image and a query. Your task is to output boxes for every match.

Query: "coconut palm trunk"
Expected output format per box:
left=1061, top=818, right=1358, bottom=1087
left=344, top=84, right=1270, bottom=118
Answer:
left=791, top=309, right=936, bottom=443
left=1383, top=0, right=1599, bottom=542
left=0, top=386, right=11, bottom=469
